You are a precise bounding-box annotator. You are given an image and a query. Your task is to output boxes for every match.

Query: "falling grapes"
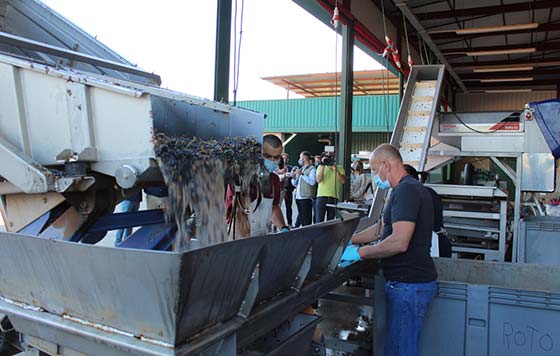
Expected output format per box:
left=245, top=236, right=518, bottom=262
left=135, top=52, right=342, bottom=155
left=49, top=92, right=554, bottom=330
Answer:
left=154, top=133, right=262, bottom=251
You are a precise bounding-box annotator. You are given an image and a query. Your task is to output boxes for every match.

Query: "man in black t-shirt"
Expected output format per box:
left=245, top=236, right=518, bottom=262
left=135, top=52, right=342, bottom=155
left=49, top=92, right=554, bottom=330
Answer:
left=348, top=144, right=437, bottom=356
left=403, top=164, right=452, bottom=258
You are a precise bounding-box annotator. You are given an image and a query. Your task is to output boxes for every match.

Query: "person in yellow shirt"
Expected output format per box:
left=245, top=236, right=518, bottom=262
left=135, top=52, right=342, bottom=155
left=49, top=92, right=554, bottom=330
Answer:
left=315, top=153, right=346, bottom=223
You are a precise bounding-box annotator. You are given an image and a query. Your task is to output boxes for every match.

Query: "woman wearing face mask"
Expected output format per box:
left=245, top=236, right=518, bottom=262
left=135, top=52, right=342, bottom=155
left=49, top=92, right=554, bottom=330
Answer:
left=350, top=160, right=369, bottom=202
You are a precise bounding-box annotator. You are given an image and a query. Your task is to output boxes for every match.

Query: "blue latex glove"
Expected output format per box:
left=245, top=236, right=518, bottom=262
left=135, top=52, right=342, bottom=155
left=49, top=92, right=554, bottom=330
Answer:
left=341, top=245, right=362, bottom=262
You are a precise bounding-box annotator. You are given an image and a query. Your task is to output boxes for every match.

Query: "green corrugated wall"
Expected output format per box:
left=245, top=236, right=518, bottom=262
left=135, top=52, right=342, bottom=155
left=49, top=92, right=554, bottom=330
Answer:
left=280, top=132, right=391, bottom=165
left=352, top=132, right=391, bottom=152
left=236, top=95, right=399, bottom=133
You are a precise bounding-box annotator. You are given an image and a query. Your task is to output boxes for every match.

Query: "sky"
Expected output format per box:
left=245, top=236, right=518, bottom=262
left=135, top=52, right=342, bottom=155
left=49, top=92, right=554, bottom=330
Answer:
left=42, top=0, right=384, bottom=101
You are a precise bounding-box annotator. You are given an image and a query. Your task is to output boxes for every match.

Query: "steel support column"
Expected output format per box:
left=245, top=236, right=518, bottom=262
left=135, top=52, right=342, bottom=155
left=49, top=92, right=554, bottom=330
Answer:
left=339, top=22, right=354, bottom=201
left=512, top=154, right=522, bottom=263
left=214, top=0, right=232, bottom=103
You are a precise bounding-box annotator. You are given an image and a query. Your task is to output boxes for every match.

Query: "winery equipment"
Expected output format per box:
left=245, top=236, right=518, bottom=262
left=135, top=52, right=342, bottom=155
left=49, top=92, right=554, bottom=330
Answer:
left=0, top=2, right=366, bottom=355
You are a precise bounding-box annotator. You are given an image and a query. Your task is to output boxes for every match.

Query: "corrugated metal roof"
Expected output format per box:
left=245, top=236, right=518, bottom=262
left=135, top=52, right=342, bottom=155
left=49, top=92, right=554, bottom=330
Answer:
left=237, top=95, right=399, bottom=132
left=262, top=70, right=399, bottom=97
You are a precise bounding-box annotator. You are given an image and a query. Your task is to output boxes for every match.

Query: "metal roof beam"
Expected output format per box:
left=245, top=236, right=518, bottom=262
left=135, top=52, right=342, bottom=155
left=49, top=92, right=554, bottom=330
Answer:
left=460, top=67, right=560, bottom=80
left=265, top=77, right=398, bottom=85
left=369, top=0, right=421, bottom=54
left=416, top=0, right=560, bottom=20
left=269, top=81, right=398, bottom=89
left=429, top=23, right=560, bottom=40
left=452, top=57, right=560, bottom=69
left=392, top=0, right=468, bottom=92
left=281, top=79, right=319, bottom=97
left=441, top=41, right=560, bottom=55
left=465, top=79, right=559, bottom=88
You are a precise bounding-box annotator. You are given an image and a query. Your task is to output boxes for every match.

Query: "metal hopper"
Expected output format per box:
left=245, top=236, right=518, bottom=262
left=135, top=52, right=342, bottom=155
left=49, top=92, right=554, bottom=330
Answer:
left=0, top=216, right=359, bottom=354
left=0, top=53, right=264, bottom=195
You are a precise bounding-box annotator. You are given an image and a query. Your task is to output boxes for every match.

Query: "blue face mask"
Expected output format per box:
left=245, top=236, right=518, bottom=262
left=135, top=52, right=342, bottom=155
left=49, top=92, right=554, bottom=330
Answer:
left=373, top=163, right=391, bottom=189
left=298, top=159, right=304, bottom=166
left=264, top=159, right=278, bottom=172
left=374, top=174, right=391, bottom=190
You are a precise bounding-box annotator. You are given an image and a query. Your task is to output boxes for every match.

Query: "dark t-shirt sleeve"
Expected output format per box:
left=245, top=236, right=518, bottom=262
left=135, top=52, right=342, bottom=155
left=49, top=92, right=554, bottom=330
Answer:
left=271, top=173, right=281, bottom=206
left=390, top=184, right=421, bottom=223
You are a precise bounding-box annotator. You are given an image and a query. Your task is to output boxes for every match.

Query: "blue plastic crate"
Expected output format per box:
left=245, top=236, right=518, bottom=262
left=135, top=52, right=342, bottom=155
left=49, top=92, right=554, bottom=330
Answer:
left=375, top=258, right=560, bottom=356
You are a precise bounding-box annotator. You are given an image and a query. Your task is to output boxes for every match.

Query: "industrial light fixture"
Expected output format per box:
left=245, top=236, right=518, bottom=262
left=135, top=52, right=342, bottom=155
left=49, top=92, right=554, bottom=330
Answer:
left=430, top=23, right=539, bottom=35
left=473, top=65, right=535, bottom=73
left=456, top=61, right=560, bottom=70
left=465, top=48, right=536, bottom=56
left=480, top=77, right=534, bottom=83
left=484, top=89, right=533, bottom=93
left=458, top=23, right=539, bottom=35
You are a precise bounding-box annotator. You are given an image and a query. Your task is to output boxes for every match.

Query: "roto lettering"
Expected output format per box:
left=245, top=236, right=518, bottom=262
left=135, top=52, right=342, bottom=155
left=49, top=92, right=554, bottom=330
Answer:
left=503, top=322, right=554, bottom=352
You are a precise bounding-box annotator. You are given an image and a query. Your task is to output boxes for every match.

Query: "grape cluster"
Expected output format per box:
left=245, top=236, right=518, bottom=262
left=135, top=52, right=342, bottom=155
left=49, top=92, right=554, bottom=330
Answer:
left=153, top=133, right=263, bottom=250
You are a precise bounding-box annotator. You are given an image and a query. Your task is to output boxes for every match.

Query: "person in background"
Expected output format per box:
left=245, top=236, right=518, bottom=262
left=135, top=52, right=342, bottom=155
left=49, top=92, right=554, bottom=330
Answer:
left=314, top=155, right=322, bottom=167
left=225, top=135, right=288, bottom=238
left=291, top=151, right=317, bottom=226
left=114, top=187, right=168, bottom=246
left=115, top=191, right=142, bottom=246
left=403, top=164, right=452, bottom=258
left=315, top=152, right=346, bottom=223
left=278, top=153, right=295, bottom=227
left=345, top=143, right=437, bottom=356
left=350, top=160, right=369, bottom=202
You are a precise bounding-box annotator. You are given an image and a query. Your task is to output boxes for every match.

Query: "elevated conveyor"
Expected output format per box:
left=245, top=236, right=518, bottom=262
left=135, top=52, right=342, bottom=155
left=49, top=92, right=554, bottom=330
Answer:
left=367, top=65, right=445, bottom=227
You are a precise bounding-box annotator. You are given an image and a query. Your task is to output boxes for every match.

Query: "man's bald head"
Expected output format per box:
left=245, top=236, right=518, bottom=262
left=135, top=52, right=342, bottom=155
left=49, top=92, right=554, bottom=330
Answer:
left=369, top=144, right=408, bottom=188
left=371, top=143, right=402, bottom=163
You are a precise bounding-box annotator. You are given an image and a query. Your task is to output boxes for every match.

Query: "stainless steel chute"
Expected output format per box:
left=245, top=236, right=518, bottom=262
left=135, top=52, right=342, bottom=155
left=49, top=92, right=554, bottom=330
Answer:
left=0, top=216, right=359, bottom=353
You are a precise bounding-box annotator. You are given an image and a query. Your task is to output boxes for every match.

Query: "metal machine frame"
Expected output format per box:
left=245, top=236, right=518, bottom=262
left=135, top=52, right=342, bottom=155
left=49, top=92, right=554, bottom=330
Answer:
left=426, top=183, right=509, bottom=261
left=427, top=105, right=556, bottom=262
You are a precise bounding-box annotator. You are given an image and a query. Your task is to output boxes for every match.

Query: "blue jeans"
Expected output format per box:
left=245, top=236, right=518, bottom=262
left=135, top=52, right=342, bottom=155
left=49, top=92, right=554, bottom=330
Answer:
left=314, top=196, right=337, bottom=223
left=115, top=200, right=141, bottom=246
left=384, top=280, right=437, bottom=356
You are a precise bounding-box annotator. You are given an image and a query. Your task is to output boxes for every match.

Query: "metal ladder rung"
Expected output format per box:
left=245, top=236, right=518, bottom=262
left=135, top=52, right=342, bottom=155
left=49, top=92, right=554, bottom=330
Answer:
left=411, top=96, right=434, bottom=102
left=408, top=110, right=431, bottom=117
left=403, top=126, right=426, bottom=132
left=400, top=143, right=424, bottom=149
left=414, top=81, right=437, bottom=88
